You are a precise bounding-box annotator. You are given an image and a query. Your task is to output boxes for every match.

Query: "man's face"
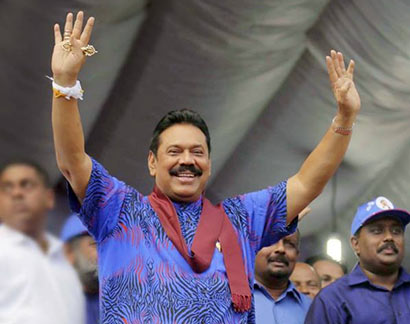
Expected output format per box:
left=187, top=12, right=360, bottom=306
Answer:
left=351, top=217, right=405, bottom=275
left=148, top=124, right=211, bottom=202
left=69, top=235, right=99, bottom=294
left=313, top=260, right=345, bottom=288
left=290, top=263, right=321, bottom=299
left=255, top=232, right=299, bottom=284
left=75, top=235, right=98, bottom=266
left=0, top=164, right=54, bottom=236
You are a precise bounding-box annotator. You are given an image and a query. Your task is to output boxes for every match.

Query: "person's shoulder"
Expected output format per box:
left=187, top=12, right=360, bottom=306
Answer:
left=0, top=224, right=20, bottom=245
left=0, top=225, right=9, bottom=248
left=315, top=274, right=350, bottom=302
left=88, top=156, right=144, bottom=199
left=298, top=290, right=313, bottom=306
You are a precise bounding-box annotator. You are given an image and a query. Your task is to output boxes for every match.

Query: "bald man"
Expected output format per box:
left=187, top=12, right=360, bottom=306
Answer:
left=311, top=258, right=345, bottom=288
left=290, top=262, right=321, bottom=299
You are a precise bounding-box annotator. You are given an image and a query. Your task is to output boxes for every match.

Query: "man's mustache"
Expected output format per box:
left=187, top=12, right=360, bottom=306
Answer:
left=377, top=242, right=399, bottom=254
left=268, top=254, right=289, bottom=266
left=169, top=165, right=203, bottom=177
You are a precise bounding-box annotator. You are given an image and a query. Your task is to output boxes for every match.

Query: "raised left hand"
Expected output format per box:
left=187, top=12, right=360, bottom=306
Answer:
left=51, top=11, right=95, bottom=86
left=326, top=50, right=361, bottom=119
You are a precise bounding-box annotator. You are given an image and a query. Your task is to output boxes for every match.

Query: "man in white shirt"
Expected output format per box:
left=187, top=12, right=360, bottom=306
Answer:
left=0, top=159, right=85, bottom=324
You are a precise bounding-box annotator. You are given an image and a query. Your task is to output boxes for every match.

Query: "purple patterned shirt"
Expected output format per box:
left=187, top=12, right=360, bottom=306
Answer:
left=69, top=158, right=296, bottom=324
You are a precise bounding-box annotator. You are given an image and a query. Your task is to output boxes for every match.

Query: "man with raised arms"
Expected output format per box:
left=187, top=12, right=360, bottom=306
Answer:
left=50, top=11, right=360, bottom=323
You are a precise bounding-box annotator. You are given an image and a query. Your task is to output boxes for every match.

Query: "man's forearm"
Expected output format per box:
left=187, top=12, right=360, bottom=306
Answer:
left=287, top=113, right=356, bottom=221
left=52, top=94, right=85, bottom=161
left=297, top=115, right=354, bottom=194
left=52, top=95, right=91, bottom=200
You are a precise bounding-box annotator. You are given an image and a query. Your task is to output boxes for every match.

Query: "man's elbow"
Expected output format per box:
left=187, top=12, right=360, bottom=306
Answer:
left=56, top=153, right=88, bottom=183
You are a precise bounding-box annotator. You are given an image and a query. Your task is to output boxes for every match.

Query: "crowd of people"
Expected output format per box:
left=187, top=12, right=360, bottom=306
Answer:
left=1, top=158, right=408, bottom=324
left=0, top=10, right=409, bottom=324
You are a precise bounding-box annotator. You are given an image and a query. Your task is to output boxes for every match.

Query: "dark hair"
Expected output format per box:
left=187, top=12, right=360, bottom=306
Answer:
left=0, top=159, right=51, bottom=188
left=149, top=109, right=211, bottom=156
left=305, top=254, right=348, bottom=274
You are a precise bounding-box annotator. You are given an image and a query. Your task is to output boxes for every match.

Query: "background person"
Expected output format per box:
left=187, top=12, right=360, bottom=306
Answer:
left=61, top=213, right=99, bottom=324
left=290, top=262, right=321, bottom=299
left=305, top=254, right=347, bottom=288
left=0, top=160, right=85, bottom=324
left=254, top=230, right=311, bottom=324
left=305, top=196, right=410, bottom=324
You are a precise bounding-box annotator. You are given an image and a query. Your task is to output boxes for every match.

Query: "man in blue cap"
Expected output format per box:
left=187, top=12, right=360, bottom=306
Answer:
left=305, top=196, right=410, bottom=324
left=61, top=214, right=99, bottom=324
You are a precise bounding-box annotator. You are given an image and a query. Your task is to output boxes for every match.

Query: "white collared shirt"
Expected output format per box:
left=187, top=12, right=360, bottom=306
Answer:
left=0, top=224, right=86, bottom=324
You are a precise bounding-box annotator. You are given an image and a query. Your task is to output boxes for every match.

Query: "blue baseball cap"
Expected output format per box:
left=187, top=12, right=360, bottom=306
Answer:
left=60, top=213, right=89, bottom=242
left=351, top=196, right=410, bottom=235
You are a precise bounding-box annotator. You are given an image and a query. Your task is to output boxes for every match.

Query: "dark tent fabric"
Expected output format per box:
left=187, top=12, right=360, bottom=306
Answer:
left=1, top=0, right=409, bottom=268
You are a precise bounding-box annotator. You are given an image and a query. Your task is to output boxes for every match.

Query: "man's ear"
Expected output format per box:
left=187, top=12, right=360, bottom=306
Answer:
left=148, top=151, right=157, bottom=177
left=350, top=235, right=360, bottom=257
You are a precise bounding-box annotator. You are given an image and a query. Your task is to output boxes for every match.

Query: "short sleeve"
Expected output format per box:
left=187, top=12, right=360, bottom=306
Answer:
left=68, top=158, right=128, bottom=242
left=242, top=180, right=297, bottom=251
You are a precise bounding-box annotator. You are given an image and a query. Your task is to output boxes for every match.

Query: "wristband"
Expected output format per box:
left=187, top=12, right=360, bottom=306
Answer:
left=47, top=76, right=84, bottom=100
left=332, top=117, right=354, bottom=136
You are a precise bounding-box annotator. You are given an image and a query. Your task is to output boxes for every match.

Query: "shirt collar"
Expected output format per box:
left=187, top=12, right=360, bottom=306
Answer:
left=0, top=223, right=29, bottom=244
left=254, top=280, right=304, bottom=304
left=347, top=263, right=369, bottom=286
left=395, top=268, right=410, bottom=287
left=172, top=196, right=203, bottom=210
left=348, top=263, right=410, bottom=288
left=0, top=224, right=62, bottom=256
left=46, top=232, right=64, bottom=256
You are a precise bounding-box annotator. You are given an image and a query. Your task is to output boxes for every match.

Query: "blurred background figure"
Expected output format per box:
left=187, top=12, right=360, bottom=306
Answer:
left=305, top=254, right=347, bottom=288
left=0, top=160, right=85, bottom=324
left=61, top=213, right=99, bottom=324
left=305, top=197, right=410, bottom=324
left=254, top=230, right=311, bottom=324
left=290, top=262, right=321, bottom=299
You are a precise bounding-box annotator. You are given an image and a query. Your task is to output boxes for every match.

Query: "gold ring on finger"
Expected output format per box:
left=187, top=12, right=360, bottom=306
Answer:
left=63, top=30, right=72, bottom=40
left=61, top=40, right=72, bottom=52
left=80, top=44, right=98, bottom=57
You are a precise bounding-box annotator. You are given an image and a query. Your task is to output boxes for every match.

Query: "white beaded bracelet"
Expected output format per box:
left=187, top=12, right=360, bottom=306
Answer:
left=47, top=76, right=84, bottom=100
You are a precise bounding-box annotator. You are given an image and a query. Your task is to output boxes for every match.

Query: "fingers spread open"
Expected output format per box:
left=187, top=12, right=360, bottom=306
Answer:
left=72, top=11, right=84, bottom=39
left=326, top=56, right=338, bottom=83
left=54, top=24, right=62, bottom=44
left=80, top=17, right=95, bottom=45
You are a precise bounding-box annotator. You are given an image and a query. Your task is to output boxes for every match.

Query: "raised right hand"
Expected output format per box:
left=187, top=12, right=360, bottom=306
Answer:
left=51, top=12, right=95, bottom=86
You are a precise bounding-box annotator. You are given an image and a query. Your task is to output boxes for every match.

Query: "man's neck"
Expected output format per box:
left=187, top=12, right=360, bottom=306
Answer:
left=360, top=264, right=399, bottom=291
left=257, top=276, right=289, bottom=301
left=24, top=228, right=49, bottom=253
left=6, top=223, right=49, bottom=252
left=37, top=235, right=49, bottom=253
